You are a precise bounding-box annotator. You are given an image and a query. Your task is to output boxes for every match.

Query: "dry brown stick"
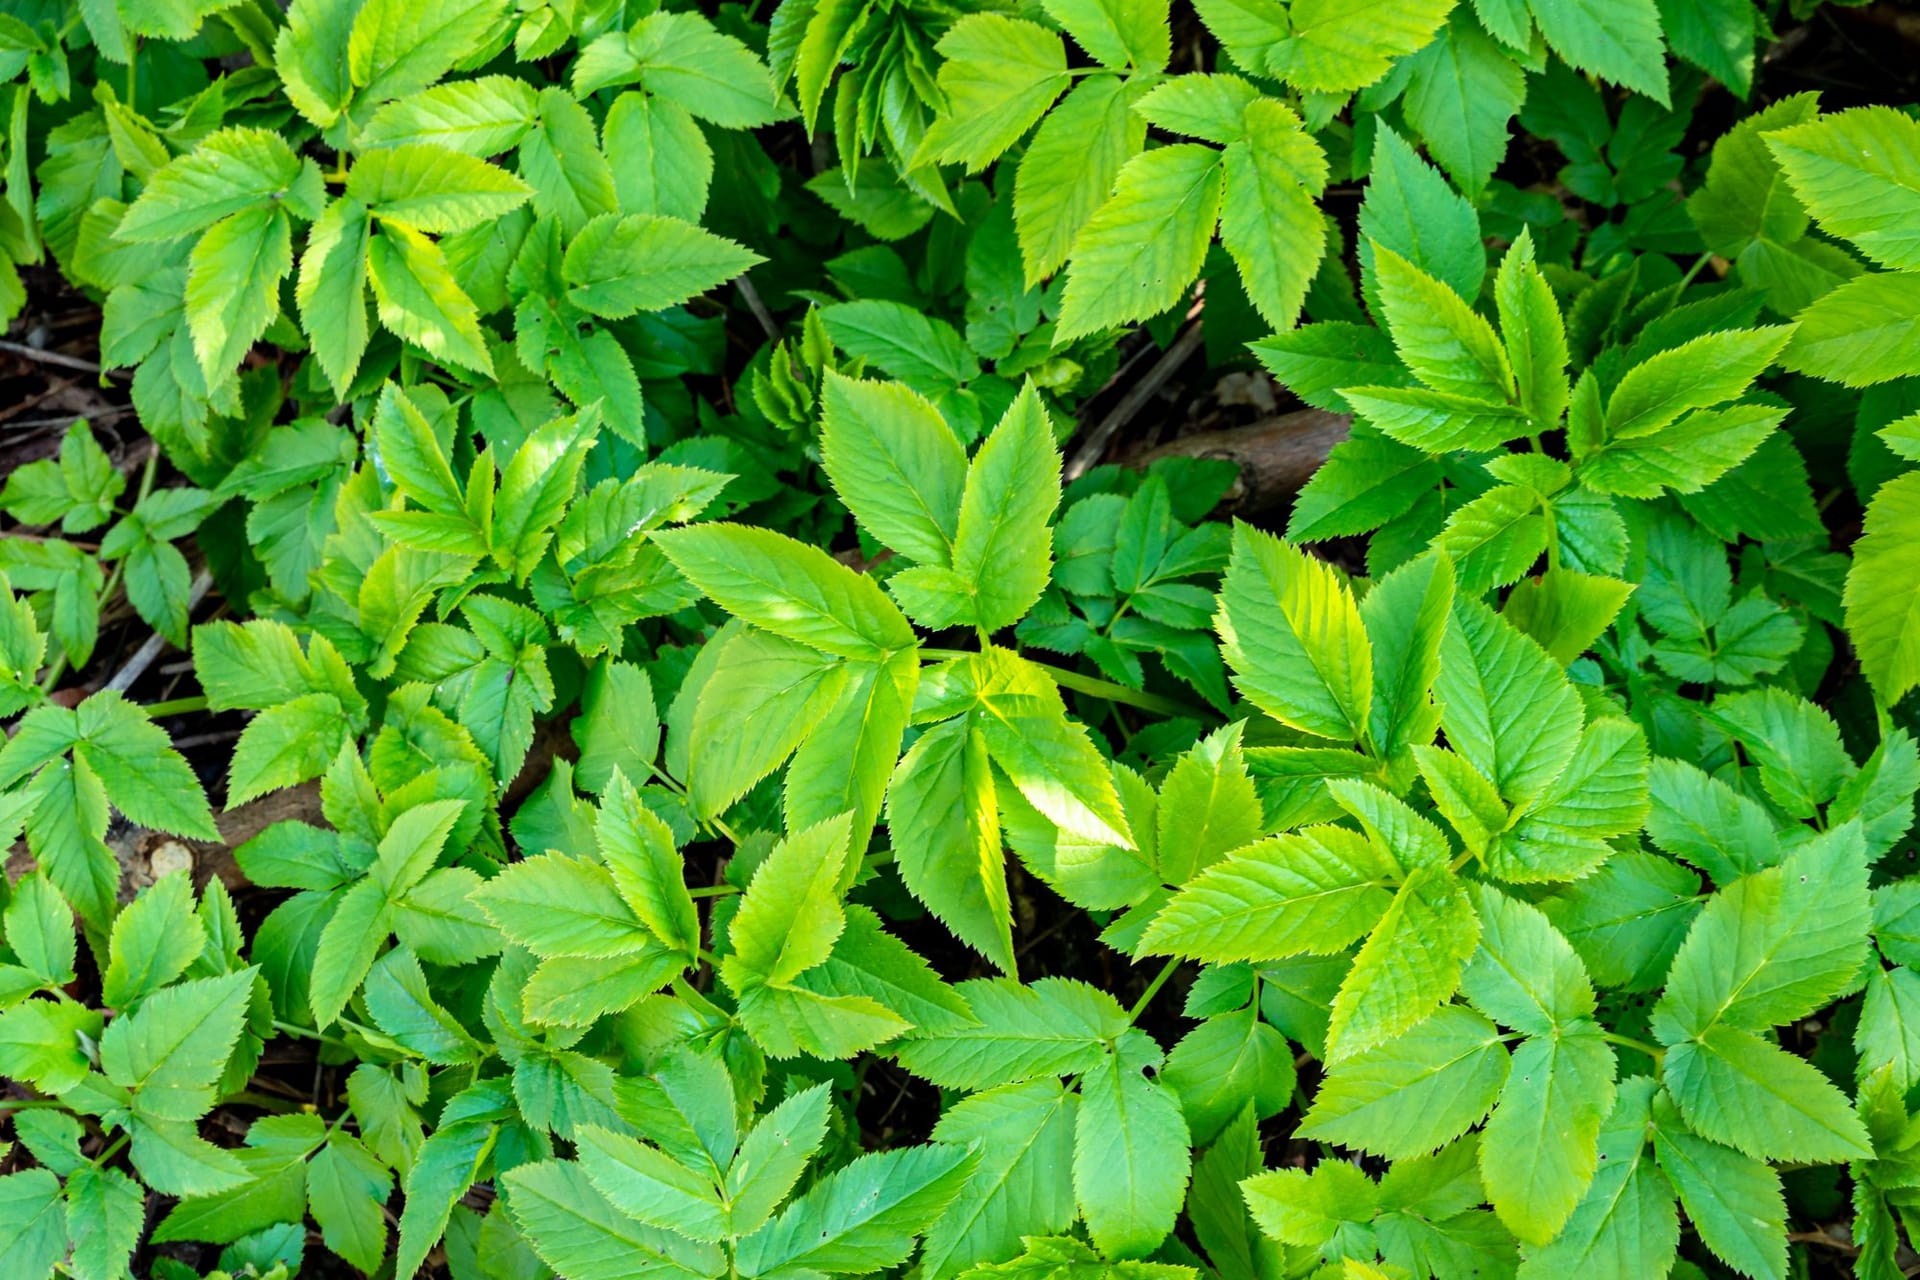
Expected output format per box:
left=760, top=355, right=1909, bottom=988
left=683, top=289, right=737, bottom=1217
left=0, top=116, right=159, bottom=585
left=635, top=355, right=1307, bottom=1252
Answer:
left=1065, top=317, right=1206, bottom=482
left=735, top=274, right=781, bottom=343
left=0, top=339, right=131, bottom=380
left=101, top=570, right=214, bottom=694
left=1129, top=408, right=1352, bottom=515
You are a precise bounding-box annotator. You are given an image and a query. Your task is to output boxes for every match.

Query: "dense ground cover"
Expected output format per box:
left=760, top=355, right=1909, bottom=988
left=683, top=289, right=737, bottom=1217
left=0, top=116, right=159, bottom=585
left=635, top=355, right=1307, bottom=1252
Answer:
left=0, top=0, right=1918, bottom=1276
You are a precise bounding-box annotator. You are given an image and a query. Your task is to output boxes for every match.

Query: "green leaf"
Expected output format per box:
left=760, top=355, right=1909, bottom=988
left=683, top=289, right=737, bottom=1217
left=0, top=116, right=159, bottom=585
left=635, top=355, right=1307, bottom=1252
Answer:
left=724, top=813, right=854, bottom=989
left=819, top=301, right=981, bottom=398
left=4, top=872, right=75, bottom=989
left=1688, top=93, right=1819, bottom=261
left=597, top=773, right=698, bottom=960
left=1074, top=1035, right=1190, bottom=1259
left=923, top=1079, right=1079, bottom=1279
left=348, top=143, right=531, bottom=233
left=1777, top=269, right=1920, bottom=387
left=0, top=998, right=100, bottom=1095
left=726, top=1083, right=830, bottom=1237
left=296, top=196, right=372, bottom=395
left=1242, top=1158, right=1377, bottom=1249
left=1649, top=1091, right=1786, bottom=1280
left=506, top=1159, right=724, bottom=1280
left=1401, top=10, right=1526, bottom=194
left=1043, top=0, right=1171, bottom=70
left=1652, top=822, right=1871, bottom=1041
left=624, top=11, right=779, bottom=129
left=1218, top=101, right=1327, bottom=329
left=1154, top=724, right=1261, bottom=885
left=472, top=851, right=649, bottom=959
left=655, top=523, right=917, bottom=659
left=1357, top=552, right=1452, bottom=762
left=1514, top=1078, right=1678, bottom=1280
left=1054, top=144, right=1222, bottom=343
left=1495, top=230, right=1571, bottom=431
left=100, top=967, right=256, bottom=1121
left=787, top=647, right=917, bottom=851
left=603, top=93, right=714, bottom=222
left=962, top=1235, right=1198, bottom=1278
left=574, top=1124, right=727, bottom=1242
left=1658, top=0, right=1756, bottom=95
left=1434, top=598, right=1584, bottom=808
left=562, top=213, right=760, bottom=318
left=1601, top=327, right=1794, bottom=440
left=1372, top=242, right=1513, bottom=403
left=1163, top=1006, right=1297, bottom=1144
left=1461, top=884, right=1596, bottom=1035
left=367, top=222, right=494, bottom=374
left=347, top=0, right=507, bottom=109
left=969, top=650, right=1134, bottom=847
left=361, top=75, right=539, bottom=153
left=103, top=871, right=206, bottom=1009
left=1325, top=866, right=1479, bottom=1062
left=1846, top=470, right=1920, bottom=706
left=1528, top=0, right=1668, bottom=104
left=820, top=372, right=967, bottom=567
left=897, top=977, right=1126, bottom=1090
left=1662, top=1023, right=1872, bottom=1162
left=890, top=384, right=1059, bottom=634
left=308, top=1133, right=393, bottom=1274
left=1216, top=524, right=1372, bottom=742
left=1360, top=123, right=1484, bottom=306
left=1257, top=322, right=1412, bottom=415
left=889, top=717, right=1014, bottom=972
left=183, top=204, right=292, bottom=381
left=917, top=16, right=1069, bottom=172
left=1766, top=107, right=1920, bottom=272
left=1141, top=827, right=1396, bottom=963
left=365, top=945, right=482, bottom=1063
left=734, top=1142, right=978, bottom=1276
left=0, top=1170, right=68, bottom=1279
left=1480, top=1025, right=1615, bottom=1244
left=1014, top=75, right=1146, bottom=286
left=688, top=629, right=850, bottom=818
left=1299, top=1005, right=1510, bottom=1159
left=63, top=1165, right=143, bottom=1280
left=1265, top=0, right=1456, bottom=93
left=116, top=127, right=305, bottom=242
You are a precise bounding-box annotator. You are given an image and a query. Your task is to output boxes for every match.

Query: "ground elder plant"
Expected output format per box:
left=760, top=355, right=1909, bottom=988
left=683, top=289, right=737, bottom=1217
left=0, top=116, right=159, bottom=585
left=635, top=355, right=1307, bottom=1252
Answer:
left=0, top=0, right=1916, bottom=1277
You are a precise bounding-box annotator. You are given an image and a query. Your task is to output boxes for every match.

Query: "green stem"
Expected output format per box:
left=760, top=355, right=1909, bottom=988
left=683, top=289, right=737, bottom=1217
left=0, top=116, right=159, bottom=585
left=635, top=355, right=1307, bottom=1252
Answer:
left=273, top=1019, right=351, bottom=1051
left=1601, top=1031, right=1665, bottom=1069
left=79, top=451, right=161, bottom=687
left=1127, top=958, right=1180, bottom=1025
left=689, top=884, right=740, bottom=899
left=144, top=695, right=207, bottom=718
left=93, top=1133, right=128, bottom=1167
left=920, top=649, right=1204, bottom=719
left=698, top=948, right=725, bottom=970
left=229, top=1089, right=302, bottom=1114
left=36, top=652, right=67, bottom=695
left=1661, top=252, right=1713, bottom=316
left=0, top=1097, right=64, bottom=1111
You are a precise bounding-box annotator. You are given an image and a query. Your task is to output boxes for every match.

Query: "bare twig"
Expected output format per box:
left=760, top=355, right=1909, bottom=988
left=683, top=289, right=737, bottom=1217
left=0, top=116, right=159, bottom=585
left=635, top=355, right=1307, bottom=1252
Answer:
left=101, top=570, right=214, bottom=695
left=1130, top=409, right=1352, bottom=515
left=3, top=406, right=138, bottom=431
left=0, top=339, right=129, bottom=380
left=1065, top=316, right=1206, bottom=482
left=735, top=274, right=781, bottom=343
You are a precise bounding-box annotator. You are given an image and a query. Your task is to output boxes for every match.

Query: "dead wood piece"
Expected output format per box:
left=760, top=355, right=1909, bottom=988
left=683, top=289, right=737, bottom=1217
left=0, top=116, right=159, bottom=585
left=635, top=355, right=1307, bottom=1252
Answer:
left=1129, top=408, right=1351, bottom=515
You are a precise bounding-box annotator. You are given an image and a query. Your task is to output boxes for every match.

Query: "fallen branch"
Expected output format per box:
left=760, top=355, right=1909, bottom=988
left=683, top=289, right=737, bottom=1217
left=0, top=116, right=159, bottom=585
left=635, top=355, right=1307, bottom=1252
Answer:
left=1066, top=316, right=1206, bottom=482
left=1128, top=408, right=1351, bottom=515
